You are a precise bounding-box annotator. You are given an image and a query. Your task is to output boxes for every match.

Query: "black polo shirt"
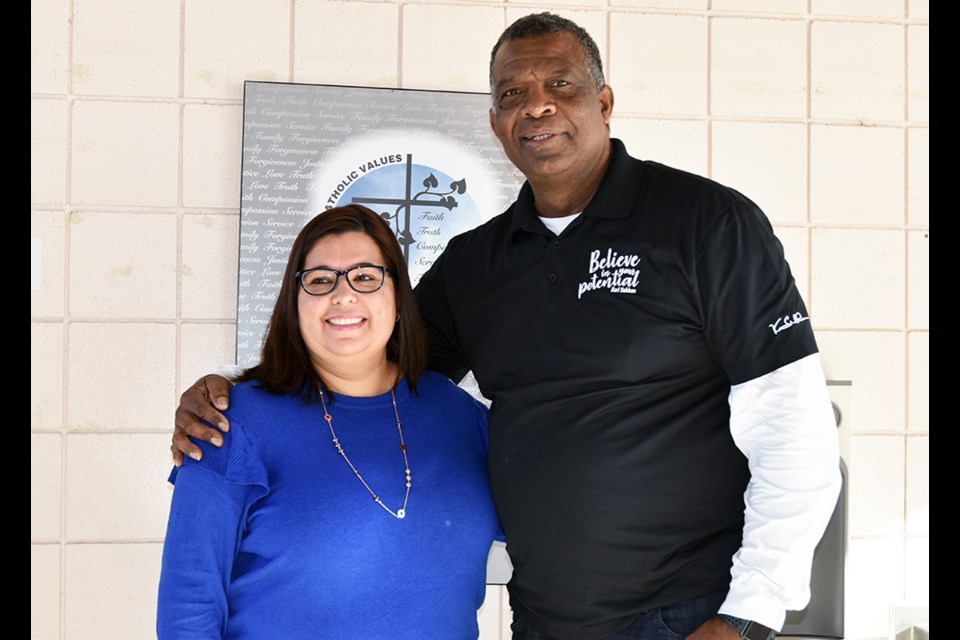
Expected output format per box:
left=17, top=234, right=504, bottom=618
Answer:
left=414, top=139, right=818, bottom=639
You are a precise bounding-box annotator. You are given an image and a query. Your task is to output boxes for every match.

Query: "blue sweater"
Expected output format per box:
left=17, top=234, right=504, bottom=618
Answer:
left=157, top=372, right=500, bottom=639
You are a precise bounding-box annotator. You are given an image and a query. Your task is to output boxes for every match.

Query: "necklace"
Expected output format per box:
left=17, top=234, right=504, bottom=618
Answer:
left=319, top=387, right=411, bottom=519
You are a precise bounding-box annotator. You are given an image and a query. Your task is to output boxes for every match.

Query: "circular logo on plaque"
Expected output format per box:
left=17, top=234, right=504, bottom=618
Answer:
left=313, top=130, right=496, bottom=285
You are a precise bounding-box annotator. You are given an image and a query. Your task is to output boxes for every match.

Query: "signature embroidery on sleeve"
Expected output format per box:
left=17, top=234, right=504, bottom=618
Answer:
left=769, top=312, right=810, bottom=335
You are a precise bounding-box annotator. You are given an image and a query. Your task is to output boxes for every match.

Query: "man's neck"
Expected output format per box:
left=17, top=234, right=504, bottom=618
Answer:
left=527, top=140, right=612, bottom=218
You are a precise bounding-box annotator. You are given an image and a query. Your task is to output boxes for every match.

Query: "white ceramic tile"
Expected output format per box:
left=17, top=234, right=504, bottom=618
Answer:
left=31, top=544, right=61, bottom=640
left=611, top=118, right=708, bottom=177
left=810, top=124, right=904, bottom=225
left=478, top=584, right=503, bottom=638
left=65, top=542, right=165, bottom=639
left=31, top=322, right=64, bottom=430
left=72, top=0, right=179, bottom=97
left=68, top=212, right=178, bottom=319
left=66, top=434, right=175, bottom=539
left=907, top=26, right=929, bottom=122
left=811, top=21, right=904, bottom=122
left=844, top=537, right=904, bottom=639
left=180, top=323, right=238, bottom=395
left=183, top=0, right=290, bottom=100
left=31, top=0, right=69, bottom=94
left=810, top=228, right=904, bottom=329
left=183, top=104, right=243, bottom=209
left=815, top=331, right=904, bottom=432
left=71, top=100, right=179, bottom=207
left=907, top=230, right=928, bottom=330
left=909, top=0, right=929, bottom=20
left=610, top=0, right=706, bottom=7
left=811, top=0, right=903, bottom=18
left=402, top=5, right=504, bottom=93
left=904, top=537, right=928, bottom=603
left=907, top=332, right=928, bottom=432
left=31, top=98, right=67, bottom=205
left=710, top=18, right=806, bottom=118
left=847, top=434, right=904, bottom=535
left=712, top=121, right=806, bottom=223
left=610, top=13, right=707, bottom=116
left=68, top=323, right=176, bottom=431
left=294, top=1, right=399, bottom=87
left=521, top=0, right=604, bottom=8
left=31, top=210, right=66, bottom=318
left=181, top=214, right=240, bottom=320
left=772, top=226, right=809, bottom=303
left=712, top=0, right=805, bottom=13
left=32, top=434, right=62, bottom=540
left=905, top=435, right=928, bottom=535
left=500, top=586, right=513, bottom=637
left=907, top=128, right=929, bottom=225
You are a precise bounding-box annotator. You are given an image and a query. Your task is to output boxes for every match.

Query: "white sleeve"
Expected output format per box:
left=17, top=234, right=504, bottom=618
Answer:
left=212, top=363, right=244, bottom=381
left=718, top=352, right=842, bottom=631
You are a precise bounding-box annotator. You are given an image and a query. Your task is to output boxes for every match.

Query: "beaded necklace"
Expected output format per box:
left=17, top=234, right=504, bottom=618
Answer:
left=319, top=387, right=411, bottom=519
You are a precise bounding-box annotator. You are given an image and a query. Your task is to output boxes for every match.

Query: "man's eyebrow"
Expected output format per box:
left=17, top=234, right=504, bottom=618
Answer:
left=494, top=66, right=576, bottom=91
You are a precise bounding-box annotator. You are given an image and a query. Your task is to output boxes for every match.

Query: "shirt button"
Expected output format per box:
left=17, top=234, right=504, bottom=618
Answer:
left=552, top=240, right=562, bottom=250
left=547, top=272, right=558, bottom=283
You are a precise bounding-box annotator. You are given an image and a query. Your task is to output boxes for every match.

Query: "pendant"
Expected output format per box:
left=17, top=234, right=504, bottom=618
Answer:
left=397, top=509, right=406, bottom=519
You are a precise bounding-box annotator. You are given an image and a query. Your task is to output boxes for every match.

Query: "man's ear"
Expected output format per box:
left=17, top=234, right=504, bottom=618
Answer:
left=599, top=85, right=614, bottom=126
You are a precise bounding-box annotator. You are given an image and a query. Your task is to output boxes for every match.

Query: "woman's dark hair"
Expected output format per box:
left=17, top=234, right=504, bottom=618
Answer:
left=236, top=204, right=428, bottom=402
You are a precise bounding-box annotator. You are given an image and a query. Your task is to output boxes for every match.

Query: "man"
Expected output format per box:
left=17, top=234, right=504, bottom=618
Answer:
left=172, top=13, right=841, bottom=640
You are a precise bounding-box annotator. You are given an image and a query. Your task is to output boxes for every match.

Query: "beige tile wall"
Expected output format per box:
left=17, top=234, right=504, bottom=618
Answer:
left=30, top=1, right=929, bottom=639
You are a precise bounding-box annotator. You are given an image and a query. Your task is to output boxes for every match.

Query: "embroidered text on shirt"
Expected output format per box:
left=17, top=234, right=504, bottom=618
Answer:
left=577, top=248, right=642, bottom=299
left=769, top=312, right=810, bottom=335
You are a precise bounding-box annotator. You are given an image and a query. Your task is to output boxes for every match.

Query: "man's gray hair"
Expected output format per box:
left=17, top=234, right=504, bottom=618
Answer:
left=488, top=12, right=606, bottom=97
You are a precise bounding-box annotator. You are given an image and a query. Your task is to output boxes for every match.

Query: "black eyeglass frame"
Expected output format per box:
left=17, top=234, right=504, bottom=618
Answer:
left=295, top=265, right=394, bottom=296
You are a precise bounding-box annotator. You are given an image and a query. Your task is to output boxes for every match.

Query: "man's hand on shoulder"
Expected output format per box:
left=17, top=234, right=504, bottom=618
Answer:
left=171, top=374, right=232, bottom=466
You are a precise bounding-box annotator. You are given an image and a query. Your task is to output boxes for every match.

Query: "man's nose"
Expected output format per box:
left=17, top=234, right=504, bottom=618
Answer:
left=522, top=87, right=556, bottom=119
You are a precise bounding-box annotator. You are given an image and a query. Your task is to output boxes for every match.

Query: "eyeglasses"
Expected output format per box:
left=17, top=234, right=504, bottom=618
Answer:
left=295, top=265, right=393, bottom=296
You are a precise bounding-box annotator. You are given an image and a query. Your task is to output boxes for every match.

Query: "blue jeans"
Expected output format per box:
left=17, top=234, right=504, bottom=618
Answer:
left=510, top=589, right=729, bottom=639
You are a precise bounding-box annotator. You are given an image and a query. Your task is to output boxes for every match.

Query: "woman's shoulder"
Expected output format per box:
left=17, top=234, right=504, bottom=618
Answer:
left=226, top=380, right=269, bottom=420
left=413, top=372, right=488, bottom=414
left=416, top=372, right=477, bottom=398
left=226, top=381, right=313, bottom=432
left=229, top=379, right=267, bottom=403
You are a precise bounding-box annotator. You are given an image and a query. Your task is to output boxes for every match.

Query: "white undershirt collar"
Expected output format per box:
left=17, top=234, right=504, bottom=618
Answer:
left=538, top=212, right=582, bottom=235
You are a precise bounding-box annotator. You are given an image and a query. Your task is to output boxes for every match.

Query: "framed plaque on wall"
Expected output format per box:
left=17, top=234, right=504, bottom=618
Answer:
left=237, top=81, right=523, bottom=370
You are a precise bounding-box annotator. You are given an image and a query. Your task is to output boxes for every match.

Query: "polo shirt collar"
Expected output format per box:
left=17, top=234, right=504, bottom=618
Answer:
left=508, top=138, right=639, bottom=237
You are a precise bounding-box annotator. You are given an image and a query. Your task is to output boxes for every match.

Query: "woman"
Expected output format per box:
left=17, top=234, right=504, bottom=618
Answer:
left=157, top=205, right=500, bottom=639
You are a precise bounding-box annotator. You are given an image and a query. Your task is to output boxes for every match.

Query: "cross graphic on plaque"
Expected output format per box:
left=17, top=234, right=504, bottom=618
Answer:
left=349, top=153, right=467, bottom=264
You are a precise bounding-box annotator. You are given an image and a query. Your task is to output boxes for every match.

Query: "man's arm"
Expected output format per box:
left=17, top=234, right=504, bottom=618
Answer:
left=685, top=354, right=840, bottom=640
left=413, top=250, right=471, bottom=382
left=171, top=371, right=238, bottom=465
left=720, top=353, right=842, bottom=631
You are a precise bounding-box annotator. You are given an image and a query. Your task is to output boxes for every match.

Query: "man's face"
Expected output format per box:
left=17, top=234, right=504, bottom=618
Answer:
left=489, top=31, right=613, bottom=185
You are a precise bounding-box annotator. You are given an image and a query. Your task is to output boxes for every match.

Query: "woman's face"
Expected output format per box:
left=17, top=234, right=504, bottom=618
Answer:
left=297, top=231, right=397, bottom=374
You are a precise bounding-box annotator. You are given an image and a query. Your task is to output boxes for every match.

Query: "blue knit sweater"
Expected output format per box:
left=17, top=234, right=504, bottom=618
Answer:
left=157, top=372, right=500, bottom=639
